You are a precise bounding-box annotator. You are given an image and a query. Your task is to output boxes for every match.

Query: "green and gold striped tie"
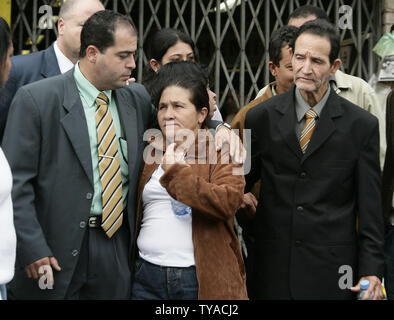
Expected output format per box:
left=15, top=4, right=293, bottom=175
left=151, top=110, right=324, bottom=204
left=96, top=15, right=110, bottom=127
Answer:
left=95, top=92, right=123, bottom=238
left=299, top=108, right=318, bottom=154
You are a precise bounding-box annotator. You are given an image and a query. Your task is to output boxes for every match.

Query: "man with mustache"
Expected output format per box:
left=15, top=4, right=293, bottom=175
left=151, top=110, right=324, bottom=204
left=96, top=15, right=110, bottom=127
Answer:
left=245, top=19, right=384, bottom=299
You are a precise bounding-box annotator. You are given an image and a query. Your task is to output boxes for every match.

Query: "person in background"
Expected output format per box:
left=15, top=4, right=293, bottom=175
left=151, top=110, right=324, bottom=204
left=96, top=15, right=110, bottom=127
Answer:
left=131, top=61, right=247, bottom=300
left=287, top=4, right=386, bottom=168
left=0, top=16, right=16, bottom=301
left=142, top=28, right=223, bottom=121
left=0, top=0, right=105, bottom=141
left=231, top=25, right=298, bottom=298
left=143, top=28, right=245, bottom=165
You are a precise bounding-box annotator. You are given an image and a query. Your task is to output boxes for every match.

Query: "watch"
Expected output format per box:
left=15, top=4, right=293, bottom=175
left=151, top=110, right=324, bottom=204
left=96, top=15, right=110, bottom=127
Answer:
left=216, top=122, right=232, bottom=131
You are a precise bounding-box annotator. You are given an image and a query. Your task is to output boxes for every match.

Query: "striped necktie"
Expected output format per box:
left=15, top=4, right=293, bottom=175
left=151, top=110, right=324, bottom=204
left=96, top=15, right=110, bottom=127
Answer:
left=95, top=92, right=123, bottom=238
left=299, top=108, right=318, bottom=154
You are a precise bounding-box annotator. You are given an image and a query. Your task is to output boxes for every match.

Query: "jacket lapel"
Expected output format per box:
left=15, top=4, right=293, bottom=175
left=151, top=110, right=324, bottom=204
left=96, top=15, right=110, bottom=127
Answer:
left=276, top=88, right=303, bottom=159
left=301, top=90, right=343, bottom=163
left=41, top=44, right=61, bottom=78
left=114, top=89, right=139, bottom=176
left=60, top=69, right=94, bottom=186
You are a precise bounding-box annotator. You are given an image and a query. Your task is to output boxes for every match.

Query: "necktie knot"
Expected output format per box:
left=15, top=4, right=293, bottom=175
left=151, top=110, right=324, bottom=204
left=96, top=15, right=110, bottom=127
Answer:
left=305, top=108, right=318, bottom=120
left=96, top=92, right=109, bottom=106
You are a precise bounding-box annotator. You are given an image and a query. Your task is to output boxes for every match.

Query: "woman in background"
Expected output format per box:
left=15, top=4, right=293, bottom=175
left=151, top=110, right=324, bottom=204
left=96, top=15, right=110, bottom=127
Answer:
left=0, top=16, right=16, bottom=301
left=131, top=61, right=247, bottom=300
left=143, top=28, right=223, bottom=121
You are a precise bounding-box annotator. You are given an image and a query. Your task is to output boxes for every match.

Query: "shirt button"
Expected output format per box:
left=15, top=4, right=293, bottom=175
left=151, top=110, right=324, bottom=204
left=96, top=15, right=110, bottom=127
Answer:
left=86, top=193, right=93, bottom=200
left=79, top=221, right=86, bottom=229
left=297, top=206, right=304, bottom=212
left=72, top=249, right=79, bottom=257
left=300, top=172, right=307, bottom=178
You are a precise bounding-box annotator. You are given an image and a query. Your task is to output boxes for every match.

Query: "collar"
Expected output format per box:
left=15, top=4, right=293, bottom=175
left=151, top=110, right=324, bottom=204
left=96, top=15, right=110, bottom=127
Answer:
left=271, top=83, right=277, bottom=96
left=330, top=69, right=352, bottom=91
left=295, top=85, right=331, bottom=122
left=74, top=62, right=112, bottom=108
left=53, top=41, right=74, bottom=74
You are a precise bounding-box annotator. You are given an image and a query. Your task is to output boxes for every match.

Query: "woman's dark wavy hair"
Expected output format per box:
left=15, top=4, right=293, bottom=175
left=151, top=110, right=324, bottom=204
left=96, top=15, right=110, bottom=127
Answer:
left=0, top=17, right=11, bottom=88
left=142, top=28, right=198, bottom=95
left=152, top=61, right=209, bottom=128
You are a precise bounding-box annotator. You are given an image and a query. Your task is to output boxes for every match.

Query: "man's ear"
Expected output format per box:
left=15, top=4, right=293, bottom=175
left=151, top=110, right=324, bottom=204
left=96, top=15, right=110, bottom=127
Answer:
left=199, top=107, right=209, bottom=125
left=150, top=59, right=161, bottom=73
left=57, top=18, right=65, bottom=36
left=288, top=46, right=293, bottom=58
left=268, top=61, right=277, bottom=77
left=330, top=58, right=342, bottom=76
left=86, top=45, right=99, bottom=63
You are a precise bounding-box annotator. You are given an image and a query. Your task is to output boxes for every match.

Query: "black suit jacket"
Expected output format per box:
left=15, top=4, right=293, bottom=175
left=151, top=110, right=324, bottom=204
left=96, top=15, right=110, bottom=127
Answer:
left=0, top=43, right=60, bottom=141
left=245, top=86, right=384, bottom=299
left=2, top=69, right=154, bottom=299
left=382, top=90, right=394, bottom=231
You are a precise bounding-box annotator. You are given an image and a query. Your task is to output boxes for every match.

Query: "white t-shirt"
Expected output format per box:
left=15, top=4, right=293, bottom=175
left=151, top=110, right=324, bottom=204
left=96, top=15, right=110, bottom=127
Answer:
left=0, top=147, right=16, bottom=292
left=137, top=165, right=195, bottom=267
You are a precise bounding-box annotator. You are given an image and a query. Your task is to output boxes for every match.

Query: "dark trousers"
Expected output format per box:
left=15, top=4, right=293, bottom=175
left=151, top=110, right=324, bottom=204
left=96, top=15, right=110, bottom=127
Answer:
left=385, top=227, right=394, bottom=300
left=65, top=223, right=131, bottom=300
left=131, top=257, right=198, bottom=300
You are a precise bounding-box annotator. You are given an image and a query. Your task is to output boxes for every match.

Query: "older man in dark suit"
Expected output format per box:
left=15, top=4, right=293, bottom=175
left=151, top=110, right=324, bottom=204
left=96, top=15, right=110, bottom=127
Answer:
left=245, top=20, right=384, bottom=299
left=2, top=10, right=152, bottom=300
left=0, top=0, right=104, bottom=141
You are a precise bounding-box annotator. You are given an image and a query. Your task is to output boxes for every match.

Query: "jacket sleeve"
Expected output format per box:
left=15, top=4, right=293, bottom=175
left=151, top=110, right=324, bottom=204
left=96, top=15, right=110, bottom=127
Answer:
left=159, top=145, right=245, bottom=222
left=362, top=86, right=386, bottom=169
left=1, top=87, right=53, bottom=267
left=244, top=107, right=262, bottom=193
left=357, top=118, right=385, bottom=278
left=0, top=60, right=19, bottom=142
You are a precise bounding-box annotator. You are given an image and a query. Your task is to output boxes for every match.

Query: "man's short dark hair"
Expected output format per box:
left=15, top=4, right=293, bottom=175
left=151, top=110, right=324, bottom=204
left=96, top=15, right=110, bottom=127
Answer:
left=287, top=5, right=330, bottom=24
left=269, top=25, right=298, bottom=66
left=291, top=19, right=340, bottom=65
left=79, top=10, right=137, bottom=58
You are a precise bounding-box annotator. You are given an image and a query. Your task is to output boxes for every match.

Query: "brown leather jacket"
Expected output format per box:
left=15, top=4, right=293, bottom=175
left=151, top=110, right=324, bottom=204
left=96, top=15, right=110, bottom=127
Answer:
left=133, top=130, right=248, bottom=299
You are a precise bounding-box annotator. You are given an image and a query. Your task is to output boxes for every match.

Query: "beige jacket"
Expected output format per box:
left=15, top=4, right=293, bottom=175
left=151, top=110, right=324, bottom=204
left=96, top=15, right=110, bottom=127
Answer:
left=332, top=70, right=386, bottom=168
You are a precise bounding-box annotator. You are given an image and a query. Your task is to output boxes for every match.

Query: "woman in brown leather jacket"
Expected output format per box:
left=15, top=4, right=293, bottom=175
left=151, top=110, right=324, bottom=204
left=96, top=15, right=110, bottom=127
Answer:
left=131, top=61, right=247, bottom=300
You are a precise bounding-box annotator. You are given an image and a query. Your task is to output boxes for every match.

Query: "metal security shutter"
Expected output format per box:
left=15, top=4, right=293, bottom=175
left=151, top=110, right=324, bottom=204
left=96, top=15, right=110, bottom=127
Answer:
left=10, top=0, right=382, bottom=110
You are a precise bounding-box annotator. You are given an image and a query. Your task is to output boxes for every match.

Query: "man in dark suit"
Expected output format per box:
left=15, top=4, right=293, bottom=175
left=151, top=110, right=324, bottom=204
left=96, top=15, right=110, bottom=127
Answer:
left=245, top=20, right=385, bottom=299
left=0, top=0, right=104, bottom=141
left=2, top=10, right=152, bottom=300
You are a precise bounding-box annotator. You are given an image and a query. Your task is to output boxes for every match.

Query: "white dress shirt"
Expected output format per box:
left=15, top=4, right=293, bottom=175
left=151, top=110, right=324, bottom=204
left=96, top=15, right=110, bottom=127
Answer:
left=53, top=41, right=74, bottom=74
